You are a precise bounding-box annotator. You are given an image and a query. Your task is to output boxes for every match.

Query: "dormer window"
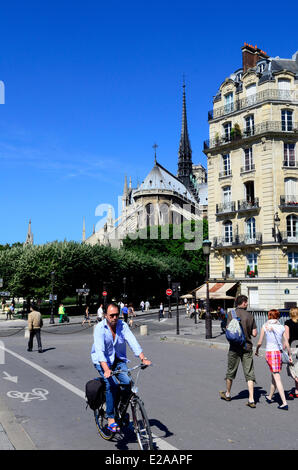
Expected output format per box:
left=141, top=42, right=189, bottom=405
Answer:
left=257, top=62, right=266, bottom=73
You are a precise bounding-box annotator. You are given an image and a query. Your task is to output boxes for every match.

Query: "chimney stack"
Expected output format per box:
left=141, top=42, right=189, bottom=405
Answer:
left=242, top=43, right=268, bottom=73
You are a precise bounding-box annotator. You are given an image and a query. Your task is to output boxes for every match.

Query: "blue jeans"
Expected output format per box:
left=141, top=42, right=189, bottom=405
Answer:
left=94, top=360, right=131, bottom=419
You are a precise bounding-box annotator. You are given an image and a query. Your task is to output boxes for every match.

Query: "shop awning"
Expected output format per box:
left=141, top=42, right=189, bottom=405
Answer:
left=191, top=282, right=236, bottom=300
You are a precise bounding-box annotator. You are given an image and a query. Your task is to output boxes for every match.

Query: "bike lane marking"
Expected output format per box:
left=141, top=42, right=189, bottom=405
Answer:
left=0, top=345, right=178, bottom=450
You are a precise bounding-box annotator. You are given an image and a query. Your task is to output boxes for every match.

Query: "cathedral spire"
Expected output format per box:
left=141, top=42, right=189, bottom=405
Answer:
left=177, top=81, right=193, bottom=187
left=82, top=217, right=86, bottom=242
left=24, top=219, right=34, bottom=246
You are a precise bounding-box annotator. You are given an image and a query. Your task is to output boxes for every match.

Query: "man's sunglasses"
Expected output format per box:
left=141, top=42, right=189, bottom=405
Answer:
left=108, top=313, right=119, bottom=318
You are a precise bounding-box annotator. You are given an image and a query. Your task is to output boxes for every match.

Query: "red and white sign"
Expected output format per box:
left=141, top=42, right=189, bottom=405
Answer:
left=166, top=289, right=173, bottom=296
left=102, top=291, right=107, bottom=297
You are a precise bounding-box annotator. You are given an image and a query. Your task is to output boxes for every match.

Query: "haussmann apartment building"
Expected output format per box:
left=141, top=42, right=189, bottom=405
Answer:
left=204, top=43, right=298, bottom=311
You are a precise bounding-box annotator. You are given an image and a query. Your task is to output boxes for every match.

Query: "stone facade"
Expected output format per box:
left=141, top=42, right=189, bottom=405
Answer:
left=204, top=44, right=298, bottom=310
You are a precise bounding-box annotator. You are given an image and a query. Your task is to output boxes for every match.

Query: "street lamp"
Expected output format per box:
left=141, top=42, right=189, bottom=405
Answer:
left=202, top=240, right=212, bottom=339
left=167, top=274, right=172, bottom=318
left=172, top=282, right=181, bottom=335
left=50, top=271, right=55, bottom=324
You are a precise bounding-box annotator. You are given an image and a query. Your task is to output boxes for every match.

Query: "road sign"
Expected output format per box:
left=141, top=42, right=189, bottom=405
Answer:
left=166, top=289, right=173, bottom=296
left=102, top=291, right=107, bottom=297
left=0, top=291, right=10, bottom=297
left=76, top=289, right=90, bottom=295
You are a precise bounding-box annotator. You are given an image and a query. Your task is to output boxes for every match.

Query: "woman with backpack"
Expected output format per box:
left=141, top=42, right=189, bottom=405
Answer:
left=255, top=309, right=293, bottom=410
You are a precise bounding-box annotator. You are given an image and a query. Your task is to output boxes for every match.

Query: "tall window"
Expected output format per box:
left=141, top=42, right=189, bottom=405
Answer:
left=222, top=185, right=232, bottom=211
left=246, top=84, right=256, bottom=106
left=288, top=252, right=298, bottom=272
left=278, top=79, right=291, bottom=99
left=287, top=215, right=298, bottom=241
left=244, top=181, right=255, bottom=203
left=222, top=154, right=231, bottom=176
left=285, top=177, right=298, bottom=203
left=244, top=148, right=253, bottom=170
left=224, top=93, right=233, bottom=113
left=281, top=109, right=293, bottom=131
left=245, top=115, right=254, bottom=136
left=223, top=122, right=232, bottom=141
left=146, top=204, right=155, bottom=226
left=246, top=217, right=256, bottom=242
left=224, top=254, right=234, bottom=276
left=246, top=253, right=258, bottom=271
left=284, top=143, right=296, bottom=166
left=223, top=221, right=233, bottom=244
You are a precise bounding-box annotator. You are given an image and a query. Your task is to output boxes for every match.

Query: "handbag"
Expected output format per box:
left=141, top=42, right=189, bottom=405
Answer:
left=272, top=328, right=290, bottom=364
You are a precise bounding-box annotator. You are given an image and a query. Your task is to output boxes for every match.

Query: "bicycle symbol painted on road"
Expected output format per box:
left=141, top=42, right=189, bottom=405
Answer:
left=7, top=388, right=49, bottom=403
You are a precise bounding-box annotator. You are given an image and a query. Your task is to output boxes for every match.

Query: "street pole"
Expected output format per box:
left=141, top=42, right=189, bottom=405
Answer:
left=202, top=240, right=212, bottom=339
left=172, top=282, right=180, bottom=335
left=50, top=271, right=55, bottom=324
left=167, top=274, right=172, bottom=318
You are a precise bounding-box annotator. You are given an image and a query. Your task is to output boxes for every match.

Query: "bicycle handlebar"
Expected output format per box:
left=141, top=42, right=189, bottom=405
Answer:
left=110, top=363, right=152, bottom=376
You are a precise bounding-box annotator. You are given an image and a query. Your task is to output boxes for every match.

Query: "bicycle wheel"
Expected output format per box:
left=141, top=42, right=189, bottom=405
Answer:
left=94, top=403, right=114, bottom=440
left=130, top=397, right=153, bottom=450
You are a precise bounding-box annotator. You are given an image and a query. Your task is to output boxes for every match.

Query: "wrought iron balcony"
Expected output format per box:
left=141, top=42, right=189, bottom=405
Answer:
left=237, top=198, right=260, bottom=212
left=240, top=164, right=256, bottom=174
left=280, top=195, right=298, bottom=209
left=283, top=160, right=298, bottom=168
left=219, top=170, right=232, bottom=179
left=213, top=232, right=262, bottom=248
left=208, top=89, right=298, bottom=121
left=222, top=271, right=235, bottom=279
left=280, top=232, right=298, bottom=243
left=204, top=121, right=298, bottom=150
left=216, top=201, right=236, bottom=215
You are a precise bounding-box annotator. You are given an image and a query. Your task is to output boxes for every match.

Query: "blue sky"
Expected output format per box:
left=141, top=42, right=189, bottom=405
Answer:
left=0, top=0, right=297, bottom=245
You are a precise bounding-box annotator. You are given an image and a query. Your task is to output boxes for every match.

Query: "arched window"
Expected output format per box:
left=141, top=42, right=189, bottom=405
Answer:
left=223, top=220, right=233, bottom=244
left=159, top=203, right=169, bottom=225
left=146, top=204, right=155, bottom=227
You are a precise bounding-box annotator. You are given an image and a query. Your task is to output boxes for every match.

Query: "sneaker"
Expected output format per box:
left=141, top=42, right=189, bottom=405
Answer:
left=246, top=401, right=256, bottom=408
left=219, top=391, right=231, bottom=401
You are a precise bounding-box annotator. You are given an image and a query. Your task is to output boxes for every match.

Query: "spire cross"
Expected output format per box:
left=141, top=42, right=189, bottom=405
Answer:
left=152, top=143, right=158, bottom=163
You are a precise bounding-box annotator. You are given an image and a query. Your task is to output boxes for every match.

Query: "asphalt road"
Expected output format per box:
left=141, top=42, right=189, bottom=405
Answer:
left=0, top=315, right=298, bottom=450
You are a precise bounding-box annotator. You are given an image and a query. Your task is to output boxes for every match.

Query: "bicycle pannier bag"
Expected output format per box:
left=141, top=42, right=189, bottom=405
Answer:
left=85, top=378, right=105, bottom=410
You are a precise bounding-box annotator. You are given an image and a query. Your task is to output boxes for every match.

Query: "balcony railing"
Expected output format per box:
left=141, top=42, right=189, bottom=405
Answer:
left=222, top=271, right=235, bottom=279
left=204, top=121, right=298, bottom=150
left=213, top=232, right=262, bottom=248
left=280, top=232, right=298, bottom=243
left=283, top=161, right=298, bottom=168
left=219, top=170, right=232, bottom=179
left=240, top=164, right=255, bottom=174
left=280, top=195, right=298, bottom=209
left=216, top=201, right=236, bottom=215
left=237, top=198, right=260, bottom=212
left=208, top=89, right=298, bottom=121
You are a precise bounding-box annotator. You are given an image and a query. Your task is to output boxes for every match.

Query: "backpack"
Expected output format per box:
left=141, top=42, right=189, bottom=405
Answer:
left=225, top=309, right=246, bottom=347
left=85, top=378, right=105, bottom=410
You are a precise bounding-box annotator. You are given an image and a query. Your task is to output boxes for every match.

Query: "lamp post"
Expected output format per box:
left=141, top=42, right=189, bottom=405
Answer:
left=167, top=274, right=172, bottom=318
left=202, top=240, right=212, bottom=339
left=172, top=282, right=181, bottom=335
left=50, top=271, right=55, bottom=324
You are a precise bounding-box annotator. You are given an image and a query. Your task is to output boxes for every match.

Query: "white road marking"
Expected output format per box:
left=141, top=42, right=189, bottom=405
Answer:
left=0, top=345, right=177, bottom=450
left=3, top=371, right=18, bottom=383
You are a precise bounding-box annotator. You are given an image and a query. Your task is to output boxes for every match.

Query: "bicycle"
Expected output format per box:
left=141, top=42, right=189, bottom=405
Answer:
left=94, top=363, right=153, bottom=450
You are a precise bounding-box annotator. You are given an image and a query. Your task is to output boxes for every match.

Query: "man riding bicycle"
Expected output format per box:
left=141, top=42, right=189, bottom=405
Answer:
left=91, top=303, right=151, bottom=433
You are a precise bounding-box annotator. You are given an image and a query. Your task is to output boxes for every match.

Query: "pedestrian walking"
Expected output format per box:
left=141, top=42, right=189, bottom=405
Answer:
left=6, top=303, right=14, bottom=320
left=27, top=304, right=43, bottom=353
left=219, top=295, right=257, bottom=408
left=255, top=309, right=292, bottom=410
left=1, top=299, right=6, bottom=312
left=128, top=304, right=135, bottom=327
left=159, top=302, right=164, bottom=320
left=140, top=300, right=145, bottom=312
left=97, top=304, right=104, bottom=323
left=185, top=302, right=190, bottom=318
left=189, top=302, right=195, bottom=319
left=284, top=307, right=298, bottom=398
left=145, top=300, right=150, bottom=311
left=122, top=304, right=128, bottom=323
left=82, top=306, right=91, bottom=326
